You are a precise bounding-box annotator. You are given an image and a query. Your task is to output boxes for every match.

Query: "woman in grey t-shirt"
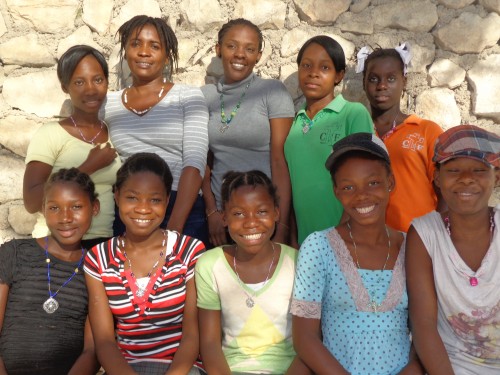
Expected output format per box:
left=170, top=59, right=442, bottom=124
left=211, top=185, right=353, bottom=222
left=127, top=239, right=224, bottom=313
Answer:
left=201, top=18, right=295, bottom=247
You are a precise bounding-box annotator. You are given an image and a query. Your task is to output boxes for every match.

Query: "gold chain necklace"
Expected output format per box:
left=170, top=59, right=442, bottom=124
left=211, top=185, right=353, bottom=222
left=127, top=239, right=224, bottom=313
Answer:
left=346, top=221, right=391, bottom=313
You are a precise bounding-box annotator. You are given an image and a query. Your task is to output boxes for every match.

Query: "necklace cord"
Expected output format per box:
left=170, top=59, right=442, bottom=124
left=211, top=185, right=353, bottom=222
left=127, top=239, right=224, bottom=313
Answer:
left=233, top=242, right=276, bottom=308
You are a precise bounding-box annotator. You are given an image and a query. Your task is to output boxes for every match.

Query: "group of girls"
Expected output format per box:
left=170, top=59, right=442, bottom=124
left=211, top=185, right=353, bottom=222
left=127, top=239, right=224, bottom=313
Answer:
left=0, top=11, right=498, bottom=375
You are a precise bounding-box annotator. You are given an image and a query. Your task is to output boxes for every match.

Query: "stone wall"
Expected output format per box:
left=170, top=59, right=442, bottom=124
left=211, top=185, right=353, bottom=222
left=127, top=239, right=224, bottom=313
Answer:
left=0, top=0, right=499, bottom=243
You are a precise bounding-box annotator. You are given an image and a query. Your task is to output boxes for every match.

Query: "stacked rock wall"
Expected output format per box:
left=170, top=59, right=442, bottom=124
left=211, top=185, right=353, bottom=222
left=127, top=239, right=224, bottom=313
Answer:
left=0, top=0, right=499, bottom=243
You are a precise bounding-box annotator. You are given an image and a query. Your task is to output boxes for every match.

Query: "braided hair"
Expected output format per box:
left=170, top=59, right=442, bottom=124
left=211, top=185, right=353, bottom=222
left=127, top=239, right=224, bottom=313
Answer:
left=220, top=170, right=278, bottom=210
left=217, top=18, right=264, bottom=52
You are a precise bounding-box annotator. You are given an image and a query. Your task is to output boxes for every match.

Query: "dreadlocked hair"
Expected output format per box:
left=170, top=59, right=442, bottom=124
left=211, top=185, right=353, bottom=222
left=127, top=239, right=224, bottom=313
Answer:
left=117, top=15, right=179, bottom=80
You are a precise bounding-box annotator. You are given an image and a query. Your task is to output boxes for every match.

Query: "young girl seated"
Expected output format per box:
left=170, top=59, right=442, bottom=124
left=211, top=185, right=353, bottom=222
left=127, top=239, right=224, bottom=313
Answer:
left=84, top=153, right=206, bottom=375
left=0, top=168, right=100, bottom=374
left=196, top=171, right=307, bottom=374
left=406, top=125, right=500, bottom=374
left=292, top=133, right=423, bottom=374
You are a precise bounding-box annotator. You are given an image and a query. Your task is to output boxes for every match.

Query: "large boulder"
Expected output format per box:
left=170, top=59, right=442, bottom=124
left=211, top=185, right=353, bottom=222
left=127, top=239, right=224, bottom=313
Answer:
left=467, top=54, right=500, bottom=122
left=434, top=12, right=500, bottom=54
left=0, top=34, right=55, bottom=67
left=415, top=88, right=461, bottom=129
left=293, top=0, right=351, bottom=25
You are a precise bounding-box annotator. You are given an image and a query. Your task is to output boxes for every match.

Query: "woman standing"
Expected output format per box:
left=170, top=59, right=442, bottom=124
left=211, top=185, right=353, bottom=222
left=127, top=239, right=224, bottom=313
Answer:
left=201, top=18, right=295, bottom=246
left=102, top=15, right=209, bottom=243
left=23, top=45, right=120, bottom=249
left=285, top=36, right=373, bottom=244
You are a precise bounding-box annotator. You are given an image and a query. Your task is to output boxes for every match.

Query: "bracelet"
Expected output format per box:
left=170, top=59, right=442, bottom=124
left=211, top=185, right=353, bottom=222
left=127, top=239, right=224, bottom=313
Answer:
left=206, top=208, right=220, bottom=218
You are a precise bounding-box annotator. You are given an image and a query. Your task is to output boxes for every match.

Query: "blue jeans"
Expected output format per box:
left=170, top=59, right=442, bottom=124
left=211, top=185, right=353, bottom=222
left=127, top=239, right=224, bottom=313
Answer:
left=113, top=191, right=209, bottom=247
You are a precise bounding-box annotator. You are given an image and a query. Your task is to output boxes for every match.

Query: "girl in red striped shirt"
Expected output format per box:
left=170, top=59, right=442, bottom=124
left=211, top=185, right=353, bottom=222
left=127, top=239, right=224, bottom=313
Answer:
left=85, top=153, right=206, bottom=374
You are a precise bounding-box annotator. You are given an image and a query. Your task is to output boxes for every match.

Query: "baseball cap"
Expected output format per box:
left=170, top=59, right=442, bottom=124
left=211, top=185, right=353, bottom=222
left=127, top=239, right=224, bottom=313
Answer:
left=325, top=132, right=390, bottom=171
left=433, top=125, right=500, bottom=168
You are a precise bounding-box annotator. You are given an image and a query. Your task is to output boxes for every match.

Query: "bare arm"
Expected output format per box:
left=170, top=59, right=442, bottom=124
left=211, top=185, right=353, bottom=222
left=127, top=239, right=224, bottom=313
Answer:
left=85, top=273, right=137, bottom=375
left=201, top=156, right=227, bottom=247
left=68, top=317, right=100, bottom=375
left=166, top=278, right=200, bottom=374
left=167, top=167, right=203, bottom=234
left=0, top=284, right=9, bottom=375
left=397, top=344, right=425, bottom=375
left=406, top=225, right=454, bottom=375
left=77, top=142, right=118, bottom=176
left=23, top=144, right=117, bottom=214
left=198, top=308, right=231, bottom=374
left=269, top=117, right=293, bottom=244
left=23, top=161, right=53, bottom=213
left=293, top=315, right=349, bottom=375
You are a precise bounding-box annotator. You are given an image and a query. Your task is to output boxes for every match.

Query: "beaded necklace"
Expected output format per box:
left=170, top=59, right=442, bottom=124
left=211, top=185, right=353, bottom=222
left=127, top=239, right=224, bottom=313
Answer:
left=69, top=116, right=104, bottom=145
left=444, top=211, right=495, bottom=287
left=42, top=236, right=85, bottom=314
left=346, top=221, right=391, bottom=313
left=119, top=230, right=167, bottom=297
left=124, top=78, right=167, bottom=116
left=219, top=76, right=254, bottom=133
left=301, top=110, right=326, bottom=134
left=232, top=242, right=276, bottom=308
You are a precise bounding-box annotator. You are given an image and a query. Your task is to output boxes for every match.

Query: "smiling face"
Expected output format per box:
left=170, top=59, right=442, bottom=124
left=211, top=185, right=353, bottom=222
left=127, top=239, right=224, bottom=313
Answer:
left=115, top=171, right=169, bottom=241
left=43, top=181, right=99, bottom=249
left=298, top=42, right=345, bottom=106
left=125, top=23, right=168, bottom=83
left=62, top=54, right=108, bottom=116
left=334, top=156, right=394, bottom=226
left=216, top=24, right=262, bottom=84
left=363, top=56, right=406, bottom=112
left=223, top=185, right=279, bottom=253
left=435, top=158, right=499, bottom=216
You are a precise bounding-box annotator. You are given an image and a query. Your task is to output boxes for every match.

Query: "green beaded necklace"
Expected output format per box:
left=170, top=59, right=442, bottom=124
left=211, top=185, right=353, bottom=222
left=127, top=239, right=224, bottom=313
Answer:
left=219, top=77, right=254, bottom=133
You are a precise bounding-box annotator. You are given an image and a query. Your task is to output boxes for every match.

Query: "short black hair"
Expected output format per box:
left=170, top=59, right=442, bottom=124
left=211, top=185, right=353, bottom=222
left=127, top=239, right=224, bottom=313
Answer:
left=217, top=18, right=264, bottom=52
left=57, top=45, right=108, bottom=88
left=115, top=152, right=173, bottom=195
left=45, top=167, right=98, bottom=202
left=220, top=170, right=278, bottom=210
left=117, top=15, right=179, bottom=80
left=297, top=35, right=346, bottom=73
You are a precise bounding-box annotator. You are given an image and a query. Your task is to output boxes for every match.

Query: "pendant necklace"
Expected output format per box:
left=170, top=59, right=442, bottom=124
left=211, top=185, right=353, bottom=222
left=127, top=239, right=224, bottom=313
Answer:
left=70, top=116, right=105, bottom=145
left=124, top=77, right=167, bottom=116
left=43, top=236, right=85, bottom=314
left=444, top=211, right=495, bottom=287
left=233, top=242, right=276, bottom=308
left=119, top=231, right=167, bottom=297
left=301, top=110, right=326, bottom=134
left=219, top=76, right=254, bottom=133
left=347, top=221, right=391, bottom=313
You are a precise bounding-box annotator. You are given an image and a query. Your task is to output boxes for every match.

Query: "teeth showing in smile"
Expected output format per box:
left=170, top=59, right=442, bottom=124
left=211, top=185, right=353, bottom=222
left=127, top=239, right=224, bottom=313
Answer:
left=231, top=63, right=245, bottom=69
left=243, top=233, right=262, bottom=240
left=356, top=205, right=375, bottom=214
left=134, top=219, right=151, bottom=223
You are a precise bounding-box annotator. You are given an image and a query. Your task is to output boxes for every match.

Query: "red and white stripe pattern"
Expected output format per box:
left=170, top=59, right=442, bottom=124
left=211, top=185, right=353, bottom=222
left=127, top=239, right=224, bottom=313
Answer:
left=84, top=234, right=205, bottom=364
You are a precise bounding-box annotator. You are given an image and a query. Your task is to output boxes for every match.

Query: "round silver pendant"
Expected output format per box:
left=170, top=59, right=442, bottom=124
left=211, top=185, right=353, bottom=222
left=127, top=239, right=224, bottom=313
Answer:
left=246, top=296, right=255, bottom=308
left=43, top=297, right=59, bottom=314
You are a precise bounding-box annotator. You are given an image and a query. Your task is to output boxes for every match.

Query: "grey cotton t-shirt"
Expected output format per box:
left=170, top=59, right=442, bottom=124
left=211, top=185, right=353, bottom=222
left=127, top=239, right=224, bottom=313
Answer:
left=201, top=73, right=295, bottom=208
